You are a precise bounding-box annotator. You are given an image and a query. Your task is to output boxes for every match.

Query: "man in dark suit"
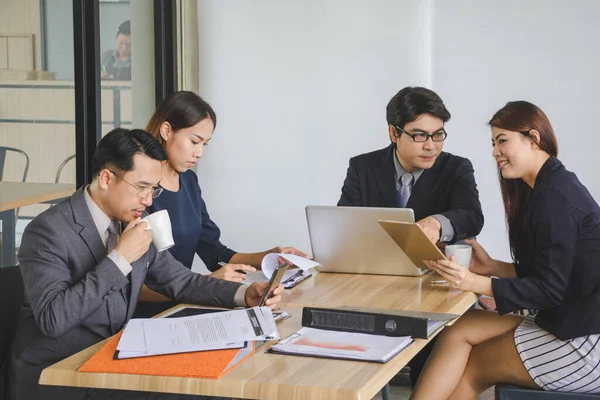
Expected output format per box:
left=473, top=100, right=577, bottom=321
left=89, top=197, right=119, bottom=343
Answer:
left=6, top=128, right=281, bottom=400
left=338, top=86, right=484, bottom=386
left=338, top=86, right=483, bottom=244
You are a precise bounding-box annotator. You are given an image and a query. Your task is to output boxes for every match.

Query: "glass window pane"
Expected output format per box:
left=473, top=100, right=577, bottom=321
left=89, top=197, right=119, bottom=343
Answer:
left=0, top=0, right=76, bottom=267
left=100, top=0, right=155, bottom=136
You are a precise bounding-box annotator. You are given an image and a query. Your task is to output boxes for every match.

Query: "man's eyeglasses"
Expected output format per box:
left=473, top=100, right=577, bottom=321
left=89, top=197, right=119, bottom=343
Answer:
left=108, top=170, right=163, bottom=199
left=394, top=125, right=448, bottom=143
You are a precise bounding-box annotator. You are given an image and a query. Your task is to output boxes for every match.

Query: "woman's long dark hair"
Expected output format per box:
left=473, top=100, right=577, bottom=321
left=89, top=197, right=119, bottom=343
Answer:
left=146, top=91, right=216, bottom=146
left=488, top=101, right=558, bottom=264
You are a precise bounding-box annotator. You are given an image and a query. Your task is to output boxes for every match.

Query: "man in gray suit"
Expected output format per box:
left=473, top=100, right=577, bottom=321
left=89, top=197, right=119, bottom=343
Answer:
left=6, top=128, right=281, bottom=400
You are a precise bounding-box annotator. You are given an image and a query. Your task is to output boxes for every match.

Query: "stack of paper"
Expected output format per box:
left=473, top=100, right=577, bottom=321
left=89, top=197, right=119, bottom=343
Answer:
left=117, top=307, right=278, bottom=359
left=270, top=327, right=413, bottom=363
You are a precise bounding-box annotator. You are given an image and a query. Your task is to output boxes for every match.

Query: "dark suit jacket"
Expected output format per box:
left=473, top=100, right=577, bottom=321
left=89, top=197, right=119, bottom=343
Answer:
left=7, top=188, right=243, bottom=400
left=338, top=144, right=484, bottom=242
left=492, top=156, right=600, bottom=340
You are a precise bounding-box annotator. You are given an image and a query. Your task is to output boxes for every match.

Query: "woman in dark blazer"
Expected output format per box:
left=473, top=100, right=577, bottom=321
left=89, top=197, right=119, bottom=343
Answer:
left=410, top=101, right=600, bottom=399
left=133, top=91, right=306, bottom=317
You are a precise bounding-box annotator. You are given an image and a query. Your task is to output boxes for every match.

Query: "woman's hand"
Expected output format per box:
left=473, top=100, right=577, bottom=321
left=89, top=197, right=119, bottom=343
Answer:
left=464, top=238, right=494, bottom=276
left=273, top=246, right=309, bottom=264
left=210, top=263, right=256, bottom=282
left=430, top=256, right=476, bottom=291
left=276, top=246, right=308, bottom=257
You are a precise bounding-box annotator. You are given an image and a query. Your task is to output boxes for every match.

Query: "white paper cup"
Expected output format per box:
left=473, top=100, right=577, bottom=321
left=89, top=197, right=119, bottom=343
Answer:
left=142, top=210, right=175, bottom=252
left=445, top=244, right=472, bottom=269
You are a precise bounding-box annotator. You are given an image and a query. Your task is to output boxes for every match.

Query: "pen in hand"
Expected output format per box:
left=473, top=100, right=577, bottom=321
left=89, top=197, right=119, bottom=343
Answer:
left=218, top=261, right=248, bottom=275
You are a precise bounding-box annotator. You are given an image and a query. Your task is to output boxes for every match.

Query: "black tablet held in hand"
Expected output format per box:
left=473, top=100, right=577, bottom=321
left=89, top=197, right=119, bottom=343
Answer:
left=258, top=262, right=289, bottom=307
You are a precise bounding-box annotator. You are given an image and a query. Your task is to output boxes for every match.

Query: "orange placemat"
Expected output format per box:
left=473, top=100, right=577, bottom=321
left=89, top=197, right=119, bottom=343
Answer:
left=79, top=331, right=254, bottom=379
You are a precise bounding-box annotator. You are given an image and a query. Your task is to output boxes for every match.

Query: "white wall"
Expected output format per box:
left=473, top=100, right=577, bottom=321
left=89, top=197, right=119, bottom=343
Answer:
left=433, top=0, right=600, bottom=259
left=194, top=0, right=600, bottom=268
left=195, top=0, right=432, bottom=261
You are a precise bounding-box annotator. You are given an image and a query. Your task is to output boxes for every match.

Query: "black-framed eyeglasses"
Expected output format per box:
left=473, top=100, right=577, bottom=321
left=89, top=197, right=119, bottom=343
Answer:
left=108, top=170, right=163, bottom=199
left=394, top=125, right=448, bottom=142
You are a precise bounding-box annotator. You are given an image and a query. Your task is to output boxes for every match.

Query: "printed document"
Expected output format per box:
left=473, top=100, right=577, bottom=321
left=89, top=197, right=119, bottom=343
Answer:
left=270, top=327, right=413, bottom=363
left=117, top=307, right=278, bottom=358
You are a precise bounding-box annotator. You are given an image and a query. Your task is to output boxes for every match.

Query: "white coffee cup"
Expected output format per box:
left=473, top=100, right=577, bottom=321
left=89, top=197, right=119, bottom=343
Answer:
left=141, top=210, right=175, bottom=252
left=445, top=244, right=472, bottom=269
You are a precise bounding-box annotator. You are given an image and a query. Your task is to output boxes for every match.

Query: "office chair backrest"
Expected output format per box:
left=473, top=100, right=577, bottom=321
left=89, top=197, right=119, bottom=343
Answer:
left=0, top=266, right=24, bottom=398
left=55, top=154, right=76, bottom=183
left=0, top=146, right=30, bottom=183
left=0, top=146, right=31, bottom=222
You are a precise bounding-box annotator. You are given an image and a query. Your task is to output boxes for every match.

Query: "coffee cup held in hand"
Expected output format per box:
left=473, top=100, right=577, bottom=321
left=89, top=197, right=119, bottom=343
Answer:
left=141, top=210, right=174, bottom=252
left=445, top=244, right=472, bottom=269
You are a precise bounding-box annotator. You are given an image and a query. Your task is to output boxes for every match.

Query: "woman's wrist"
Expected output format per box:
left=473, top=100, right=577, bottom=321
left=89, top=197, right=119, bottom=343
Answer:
left=268, top=246, right=282, bottom=254
left=471, top=275, right=493, bottom=297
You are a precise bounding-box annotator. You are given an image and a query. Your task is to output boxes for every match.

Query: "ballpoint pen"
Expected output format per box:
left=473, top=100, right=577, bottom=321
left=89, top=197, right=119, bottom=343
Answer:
left=283, top=271, right=312, bottom=289
left=218, top=261, right=248, bottom=275
left=281, top=270, right=303, bottom=284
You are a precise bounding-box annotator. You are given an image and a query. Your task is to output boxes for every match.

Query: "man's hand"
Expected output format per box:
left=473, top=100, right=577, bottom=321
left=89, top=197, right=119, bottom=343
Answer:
left=245, top=282, right=283, bottom=309
left=210, top=264, right=255, bottom=282
left=114, top=218, right=152, bottom=264
left=417, top=216, right=442, bottom=243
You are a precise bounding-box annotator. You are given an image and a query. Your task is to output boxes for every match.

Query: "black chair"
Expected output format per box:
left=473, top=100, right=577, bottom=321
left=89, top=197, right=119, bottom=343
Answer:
left=0, top=266, right=25, bottom=399
left=496, top=383, right=600, bottom=399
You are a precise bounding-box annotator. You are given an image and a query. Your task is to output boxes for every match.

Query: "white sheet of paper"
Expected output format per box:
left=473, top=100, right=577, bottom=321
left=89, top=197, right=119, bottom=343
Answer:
left=142, top=307, right=278, bottom=354
left=116, top=341, right=243, bottom=359
left=260, top=253, right=321, bottom=281
left=271, top=327, right=413, bottom=362
left=117, top=318, right=245, bottom=358
left=117, top=319, right=146, bottom=352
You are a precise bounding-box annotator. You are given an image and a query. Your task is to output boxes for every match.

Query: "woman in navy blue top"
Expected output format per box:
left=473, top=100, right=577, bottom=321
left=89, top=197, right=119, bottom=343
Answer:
left=134, top=91, right=306, bottom=316
left=410, top=101, right=600, bottom=399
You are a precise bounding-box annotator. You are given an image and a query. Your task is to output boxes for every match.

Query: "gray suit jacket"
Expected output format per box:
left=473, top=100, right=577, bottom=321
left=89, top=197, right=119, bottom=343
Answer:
left=7, top=188, right=242, bottom=400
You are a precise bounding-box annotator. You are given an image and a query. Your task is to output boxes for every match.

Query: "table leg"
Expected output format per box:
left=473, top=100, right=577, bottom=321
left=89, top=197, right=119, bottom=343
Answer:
left=381, top=383, right=391, bottom=400
left=0, top=209, right=17, bottom=267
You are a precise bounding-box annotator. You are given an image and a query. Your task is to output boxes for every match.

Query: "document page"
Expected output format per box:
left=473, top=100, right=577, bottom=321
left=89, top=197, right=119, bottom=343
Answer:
left=142, top=307, right=278, bottom=354
left=117, top=319, right=243, bottom=359
left=243, top=253, right=321, bottom=284
left=271, top=327, right=413, bottom=363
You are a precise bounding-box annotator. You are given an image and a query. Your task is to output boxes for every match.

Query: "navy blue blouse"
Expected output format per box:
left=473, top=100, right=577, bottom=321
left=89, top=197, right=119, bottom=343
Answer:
left=147, top=170, right=236, bottom=271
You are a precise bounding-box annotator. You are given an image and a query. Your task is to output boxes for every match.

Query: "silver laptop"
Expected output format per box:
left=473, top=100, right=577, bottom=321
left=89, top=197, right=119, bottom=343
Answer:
left=305, top=206, right=426, bottom=276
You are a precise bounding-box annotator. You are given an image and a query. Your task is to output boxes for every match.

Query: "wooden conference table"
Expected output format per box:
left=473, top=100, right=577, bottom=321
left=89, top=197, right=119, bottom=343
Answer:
left=0, top=182, right=75, bottom=267
left=39, top=271, right=478, bottom=399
